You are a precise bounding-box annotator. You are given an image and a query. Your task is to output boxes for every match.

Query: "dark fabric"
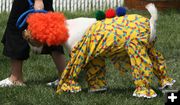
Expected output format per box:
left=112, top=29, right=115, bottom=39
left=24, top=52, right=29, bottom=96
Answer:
left=1, top=0, right=64, bottom=60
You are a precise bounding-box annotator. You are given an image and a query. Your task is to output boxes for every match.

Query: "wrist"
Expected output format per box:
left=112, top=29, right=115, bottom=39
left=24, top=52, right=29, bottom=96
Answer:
left=34, top=0, right=44, bottom=10
left=34, top=0, right=43, bottom=2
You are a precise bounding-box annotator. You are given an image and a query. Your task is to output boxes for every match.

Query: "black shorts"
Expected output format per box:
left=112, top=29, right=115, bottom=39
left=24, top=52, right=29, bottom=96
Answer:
left=1, top=0, right=64, bottom=60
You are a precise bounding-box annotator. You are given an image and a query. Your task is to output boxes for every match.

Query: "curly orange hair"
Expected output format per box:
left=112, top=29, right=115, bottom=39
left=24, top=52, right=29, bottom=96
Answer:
left=26, top=12, right=69, bottom=46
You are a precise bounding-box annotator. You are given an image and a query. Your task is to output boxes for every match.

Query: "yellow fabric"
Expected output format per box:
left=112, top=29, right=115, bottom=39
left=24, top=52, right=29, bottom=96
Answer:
left=133, top=87, right=157, bottom=98
left=56, top=14, right=173, bottom=97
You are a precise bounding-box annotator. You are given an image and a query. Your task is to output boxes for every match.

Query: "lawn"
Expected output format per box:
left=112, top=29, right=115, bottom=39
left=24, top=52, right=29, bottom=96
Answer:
left=0, top=10, right=180, bottom=105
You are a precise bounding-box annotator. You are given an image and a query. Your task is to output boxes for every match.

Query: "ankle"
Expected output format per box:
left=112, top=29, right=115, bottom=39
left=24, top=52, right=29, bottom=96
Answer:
left=9, top=75, right=24, bottom=83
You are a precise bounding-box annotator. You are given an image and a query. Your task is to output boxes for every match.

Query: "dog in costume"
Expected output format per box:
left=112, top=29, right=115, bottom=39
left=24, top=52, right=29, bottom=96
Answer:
left=24, top=3, right=175, bottom=98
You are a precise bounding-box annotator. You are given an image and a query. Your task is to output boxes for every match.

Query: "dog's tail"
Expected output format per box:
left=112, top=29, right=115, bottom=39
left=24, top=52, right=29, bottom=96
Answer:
left=145, top=3, right=158, bottom=42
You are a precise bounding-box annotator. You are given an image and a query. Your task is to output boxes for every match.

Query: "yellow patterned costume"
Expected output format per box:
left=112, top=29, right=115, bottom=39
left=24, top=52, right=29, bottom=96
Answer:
left=57, top=14, right=174, bottom=98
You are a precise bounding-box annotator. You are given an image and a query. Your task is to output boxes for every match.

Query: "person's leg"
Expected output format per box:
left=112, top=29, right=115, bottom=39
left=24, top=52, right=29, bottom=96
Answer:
left=0, top=59, right=25, bottom=87
left=51, top=51, right=66, bottom=76
left=0, top=0, right=29, bottom=87
left=9, top=59, right=24, bottom=83
left=46, top=51, right=66, bottom=86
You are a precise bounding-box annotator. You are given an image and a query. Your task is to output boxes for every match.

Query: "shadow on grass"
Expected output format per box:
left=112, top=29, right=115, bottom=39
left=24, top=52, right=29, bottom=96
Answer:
left=82, top=86, right=163, bottom=97
left=25, top=77, right=164, bottom=97
left=25, top=77, right=58, bottom=86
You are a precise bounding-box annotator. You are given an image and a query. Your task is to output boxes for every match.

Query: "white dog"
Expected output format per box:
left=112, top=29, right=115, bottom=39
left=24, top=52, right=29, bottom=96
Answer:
left=26, top=4, right=157, bottom=54
left=24, top=3, right=175, bottom=98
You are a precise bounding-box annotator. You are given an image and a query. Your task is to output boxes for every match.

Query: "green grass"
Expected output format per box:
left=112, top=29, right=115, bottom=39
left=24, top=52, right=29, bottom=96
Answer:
left=0, top=10, right=180, bottom=105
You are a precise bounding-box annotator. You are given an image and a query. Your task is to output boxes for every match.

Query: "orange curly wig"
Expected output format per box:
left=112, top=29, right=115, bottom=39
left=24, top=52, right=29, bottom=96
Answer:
left=26, top=12, right=69, bottom=46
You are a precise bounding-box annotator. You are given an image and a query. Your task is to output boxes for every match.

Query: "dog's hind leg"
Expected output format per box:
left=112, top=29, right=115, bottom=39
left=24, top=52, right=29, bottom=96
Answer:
left=148, top=47, right=176, bottom=90
left=126, top=39, right=157, bottom=98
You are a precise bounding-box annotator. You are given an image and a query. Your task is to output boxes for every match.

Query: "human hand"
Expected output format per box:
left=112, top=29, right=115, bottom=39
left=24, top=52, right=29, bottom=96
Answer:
left=34, top=0, right=44, bottom=10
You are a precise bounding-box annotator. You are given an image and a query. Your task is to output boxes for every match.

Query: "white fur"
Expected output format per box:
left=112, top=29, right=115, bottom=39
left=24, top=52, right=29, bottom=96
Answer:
left=145, top=3, right=158, bottom=42
left=64, top=17, right=97, bottom=53
left=29, top=43, right=43, bottom=54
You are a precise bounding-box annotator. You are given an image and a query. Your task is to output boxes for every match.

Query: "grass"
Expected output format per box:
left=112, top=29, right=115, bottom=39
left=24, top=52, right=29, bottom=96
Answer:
left=0, top=10, right=180, bottom=105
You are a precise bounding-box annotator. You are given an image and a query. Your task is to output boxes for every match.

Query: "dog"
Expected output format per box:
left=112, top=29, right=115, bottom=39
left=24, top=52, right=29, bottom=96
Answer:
left=25, top=3, right=175, bottom=98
